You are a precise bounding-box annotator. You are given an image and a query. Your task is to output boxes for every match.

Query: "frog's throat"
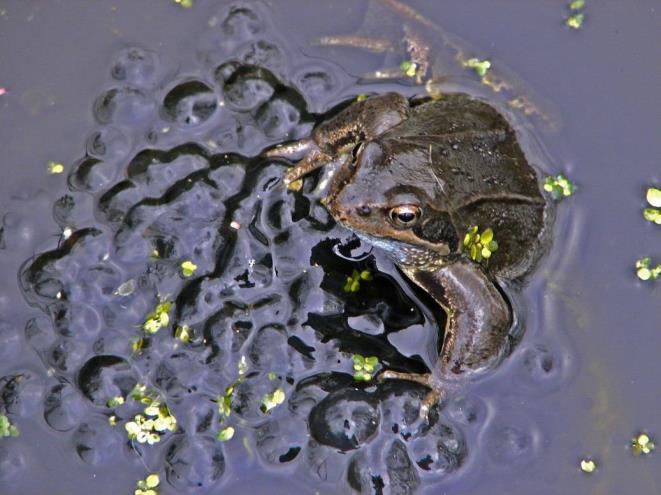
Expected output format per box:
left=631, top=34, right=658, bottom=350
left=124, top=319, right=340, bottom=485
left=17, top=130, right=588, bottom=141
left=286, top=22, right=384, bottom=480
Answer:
left=354, top=232, right=446, bottom=270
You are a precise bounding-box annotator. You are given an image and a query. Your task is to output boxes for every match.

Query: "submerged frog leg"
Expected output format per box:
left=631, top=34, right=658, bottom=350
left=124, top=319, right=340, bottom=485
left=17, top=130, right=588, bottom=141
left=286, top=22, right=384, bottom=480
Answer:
left=383, top=258, right=511, bottom=416
left=317, top=35, right=393, bottom=53
left=313, top=0, right=559, bottom=130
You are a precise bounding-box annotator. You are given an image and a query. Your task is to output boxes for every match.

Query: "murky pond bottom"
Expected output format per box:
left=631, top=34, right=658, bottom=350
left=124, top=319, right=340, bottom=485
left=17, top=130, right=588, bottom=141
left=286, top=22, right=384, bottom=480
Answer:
left=2, top=1, right=661, bottom=494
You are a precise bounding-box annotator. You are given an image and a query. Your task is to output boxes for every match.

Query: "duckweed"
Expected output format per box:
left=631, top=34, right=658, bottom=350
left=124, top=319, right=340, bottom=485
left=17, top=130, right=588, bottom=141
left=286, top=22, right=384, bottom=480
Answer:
left=635, top=257, right=661, bottom=281
left=218, top=426, right=235, bottom=442
left=632, top=432, right=655, bottom=456
left=463, top=58, right=492, bottom=78
left=0, top=414, right=19, bottom=437
left=399, top=60, right=418, bottom=78
left=260, top=388, right=285, bottom=414
left=142, top=300, right=172, bottom=334
left=580, top=458, right=596, bottom=473
left=174, top=324, right=191, bottom=343
left=352, top=354, right=379, bottom=381
left=463, top=226, right=498, bottom=262
left=343, top=269, right=372, bottom=293
left=135, top=473, right=160, bottom=495
left=543, top=174, right=576, bottom=201
left=566, top=13, right=585, bottom=29
left=180, top=260, right=197, bottom=277
left=47, top=161, right=65, bottom=174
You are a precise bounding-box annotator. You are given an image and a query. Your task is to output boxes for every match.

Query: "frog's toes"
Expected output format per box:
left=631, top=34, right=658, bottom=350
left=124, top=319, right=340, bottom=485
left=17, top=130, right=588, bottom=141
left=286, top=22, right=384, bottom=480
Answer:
left=419, top=388, right=443, bottom=419
left=379, top=369, right=434, bottom=387
left=264, top=137, right=315, bottom=160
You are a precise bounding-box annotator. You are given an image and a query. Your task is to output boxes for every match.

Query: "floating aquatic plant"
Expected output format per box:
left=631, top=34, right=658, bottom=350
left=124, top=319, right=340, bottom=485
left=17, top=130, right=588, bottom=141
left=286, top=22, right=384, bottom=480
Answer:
left=135, top=474, right=160, bottom=495
left=142, top=300, right=172, bottom=334
left=173, top=0, right=192, bottom=8
left=566, top=12, right=585, bottom=29
left=631, top=432, right=655, bottom=456
left=124, top=387, right=177, bottom=445
left=0, top=414, right=19, bottom=437
left=217, top=426, right=235, bottom=442
left=543, top=174, right=576, bottom=201
left=400, top=60, right=418, bottom=78
left=569, top=0, right=585, bottom=10
left=643, top=187, right=661, bottom=224
left=260, top=388, right=285, bottom=414
left=352, top=354, right=379, bottom=381
left=180, top=260, right=197, bottom=277
left=344, top=269, right=372, bottom=293
left=580, top=458, right=596, bottom=473
left=47, top=161, right=64, bottom=174
left=635, top=257, right=661, bottom=281
left=463, top=58, right=492, bottom=78
left=463, top=226, right=498, bottom=262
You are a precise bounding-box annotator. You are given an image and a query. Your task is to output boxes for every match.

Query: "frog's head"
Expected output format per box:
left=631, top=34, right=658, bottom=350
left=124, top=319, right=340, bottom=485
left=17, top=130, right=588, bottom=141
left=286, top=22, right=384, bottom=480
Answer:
left=327, top=140, right=460, bottom=268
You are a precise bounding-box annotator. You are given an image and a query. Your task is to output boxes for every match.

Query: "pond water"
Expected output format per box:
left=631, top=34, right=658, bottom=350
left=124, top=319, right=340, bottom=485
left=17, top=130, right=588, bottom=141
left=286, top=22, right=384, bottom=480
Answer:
left=1, top=1, right=660, bottom=494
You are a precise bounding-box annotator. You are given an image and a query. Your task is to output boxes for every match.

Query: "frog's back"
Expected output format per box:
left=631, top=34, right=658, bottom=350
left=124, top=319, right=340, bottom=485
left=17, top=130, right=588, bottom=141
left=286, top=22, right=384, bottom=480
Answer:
left=382, top=93, right=549, bottom=280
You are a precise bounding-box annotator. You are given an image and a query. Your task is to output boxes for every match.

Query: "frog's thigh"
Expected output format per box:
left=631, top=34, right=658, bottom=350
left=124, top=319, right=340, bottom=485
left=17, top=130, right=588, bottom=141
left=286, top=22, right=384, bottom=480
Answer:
left=412, top=260, right=512, bottom=378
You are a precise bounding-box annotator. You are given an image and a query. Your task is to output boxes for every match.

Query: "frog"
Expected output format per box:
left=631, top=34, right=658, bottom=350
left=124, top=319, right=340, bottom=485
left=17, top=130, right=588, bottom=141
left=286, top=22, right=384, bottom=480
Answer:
left=266, top=91, right=550, bottom=416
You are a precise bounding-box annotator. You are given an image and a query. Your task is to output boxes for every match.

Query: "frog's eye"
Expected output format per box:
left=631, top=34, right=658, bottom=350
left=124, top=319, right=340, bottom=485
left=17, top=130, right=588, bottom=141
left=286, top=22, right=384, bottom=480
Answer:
left=388, top=205, right=421, bottom=228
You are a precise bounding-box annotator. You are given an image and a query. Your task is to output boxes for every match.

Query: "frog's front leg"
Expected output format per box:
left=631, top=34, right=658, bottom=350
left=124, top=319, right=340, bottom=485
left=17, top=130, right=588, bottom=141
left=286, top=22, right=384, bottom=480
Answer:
left=265, top=93, right=409, bottom=185
left=381, top=258, right=511, bottom=415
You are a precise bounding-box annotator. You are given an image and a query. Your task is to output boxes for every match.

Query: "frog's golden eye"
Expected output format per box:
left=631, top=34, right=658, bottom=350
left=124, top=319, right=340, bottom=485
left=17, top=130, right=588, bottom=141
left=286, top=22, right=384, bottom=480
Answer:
left=388, top=205, right=421, bottom=228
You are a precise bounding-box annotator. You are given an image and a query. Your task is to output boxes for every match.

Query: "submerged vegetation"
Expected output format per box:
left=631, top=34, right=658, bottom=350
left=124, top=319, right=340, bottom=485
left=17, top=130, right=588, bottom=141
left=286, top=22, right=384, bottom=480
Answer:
left=343, top=269, right=372, bottom=293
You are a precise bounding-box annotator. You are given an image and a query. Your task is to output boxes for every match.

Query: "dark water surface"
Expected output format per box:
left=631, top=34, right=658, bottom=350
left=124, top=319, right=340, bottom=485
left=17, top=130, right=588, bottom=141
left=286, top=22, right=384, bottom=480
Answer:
left=1, top=1, right=660, bottom=494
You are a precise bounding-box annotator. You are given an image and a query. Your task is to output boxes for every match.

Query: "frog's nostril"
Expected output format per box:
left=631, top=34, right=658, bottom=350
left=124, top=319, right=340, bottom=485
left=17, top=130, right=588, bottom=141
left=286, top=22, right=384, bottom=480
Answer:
left=355, top=205, right=371, bottom=217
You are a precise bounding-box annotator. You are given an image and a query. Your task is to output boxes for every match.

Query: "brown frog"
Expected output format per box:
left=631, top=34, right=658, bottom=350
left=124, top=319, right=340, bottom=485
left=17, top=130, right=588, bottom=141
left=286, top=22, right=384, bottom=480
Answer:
left=267, top=92, right=550, bottom=415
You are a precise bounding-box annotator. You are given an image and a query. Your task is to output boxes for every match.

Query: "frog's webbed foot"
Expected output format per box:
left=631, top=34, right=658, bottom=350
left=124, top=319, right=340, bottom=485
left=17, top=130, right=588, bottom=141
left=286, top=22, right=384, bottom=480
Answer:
left=379, top=370, right=445, bottom=418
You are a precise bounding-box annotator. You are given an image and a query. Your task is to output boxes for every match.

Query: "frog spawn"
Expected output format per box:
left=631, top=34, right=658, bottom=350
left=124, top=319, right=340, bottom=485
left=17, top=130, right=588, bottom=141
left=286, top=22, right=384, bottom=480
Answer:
left=4, top=2, right=567, bottom=492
